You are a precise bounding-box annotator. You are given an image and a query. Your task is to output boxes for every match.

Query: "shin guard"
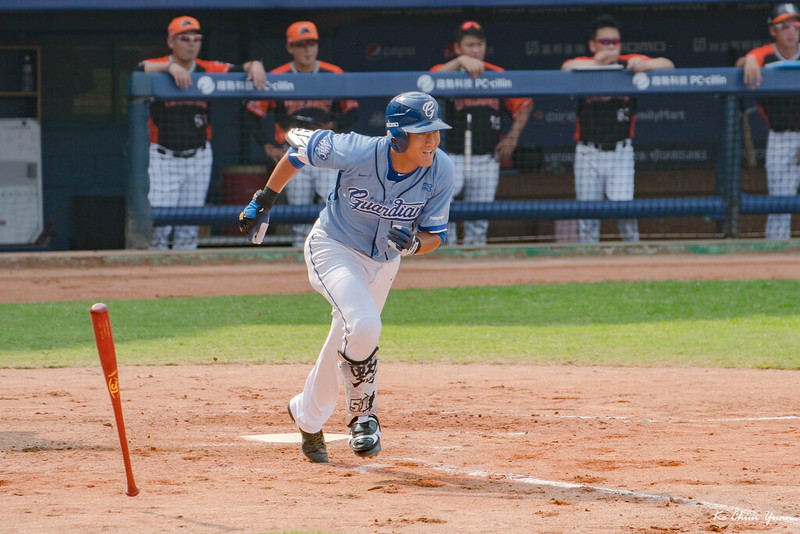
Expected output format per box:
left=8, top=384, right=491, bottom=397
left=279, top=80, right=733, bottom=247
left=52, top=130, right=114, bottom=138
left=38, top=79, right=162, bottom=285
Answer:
left=338, top=347, right=379, bottom=419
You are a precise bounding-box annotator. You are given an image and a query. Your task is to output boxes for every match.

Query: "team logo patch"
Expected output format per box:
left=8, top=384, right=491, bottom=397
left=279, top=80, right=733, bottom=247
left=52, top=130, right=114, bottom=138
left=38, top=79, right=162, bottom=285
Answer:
left=422, top=182, right=432, bottom=192
left=422, top=100, right=436, bottom=119
left=314, top=137, right=332, bottom=160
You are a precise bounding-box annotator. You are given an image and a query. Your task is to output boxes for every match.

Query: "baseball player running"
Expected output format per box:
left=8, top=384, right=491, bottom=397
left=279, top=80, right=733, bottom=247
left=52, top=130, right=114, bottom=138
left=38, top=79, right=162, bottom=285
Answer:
left=138, top=16, right=266, bottom=250
left=238, top=92, right=454, bottom=462
left=561, top=14, right=673, bottom=243
left=245, top=21, right=359, bottom=248
left=431, top=21, right=532, bottom=246
left=737, top=2, right=800, bottom=240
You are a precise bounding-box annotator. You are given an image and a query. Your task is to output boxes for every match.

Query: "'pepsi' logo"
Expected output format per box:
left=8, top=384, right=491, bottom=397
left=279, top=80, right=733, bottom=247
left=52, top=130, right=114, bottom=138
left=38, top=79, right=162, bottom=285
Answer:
left=366, top=43, right=382, bottom=60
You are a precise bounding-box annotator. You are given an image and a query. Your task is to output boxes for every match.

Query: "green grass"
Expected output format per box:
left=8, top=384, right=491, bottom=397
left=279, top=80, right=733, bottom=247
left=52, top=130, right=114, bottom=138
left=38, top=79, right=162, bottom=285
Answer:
left=2, top=279, right=800, bottom=369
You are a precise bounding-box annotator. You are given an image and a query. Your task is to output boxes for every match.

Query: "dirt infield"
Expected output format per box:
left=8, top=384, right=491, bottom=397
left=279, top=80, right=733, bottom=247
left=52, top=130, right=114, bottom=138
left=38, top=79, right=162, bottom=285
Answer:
left=2, top=251, right=800, bottom=533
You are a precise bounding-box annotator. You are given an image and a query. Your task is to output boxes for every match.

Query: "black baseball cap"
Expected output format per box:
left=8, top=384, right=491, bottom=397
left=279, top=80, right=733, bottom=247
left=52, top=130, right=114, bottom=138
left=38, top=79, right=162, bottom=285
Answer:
left=769, top=3, right=800, bottom=25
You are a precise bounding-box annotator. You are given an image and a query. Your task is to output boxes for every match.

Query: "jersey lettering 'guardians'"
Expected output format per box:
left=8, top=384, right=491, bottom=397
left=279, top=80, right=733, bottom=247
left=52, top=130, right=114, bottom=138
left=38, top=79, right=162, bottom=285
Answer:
left=348, top=188, right=425, bottom=221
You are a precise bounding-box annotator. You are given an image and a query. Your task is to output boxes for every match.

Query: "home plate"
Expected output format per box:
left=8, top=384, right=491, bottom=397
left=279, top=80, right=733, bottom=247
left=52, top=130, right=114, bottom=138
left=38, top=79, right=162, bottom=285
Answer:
left=242, top=433, right=350, bottom=444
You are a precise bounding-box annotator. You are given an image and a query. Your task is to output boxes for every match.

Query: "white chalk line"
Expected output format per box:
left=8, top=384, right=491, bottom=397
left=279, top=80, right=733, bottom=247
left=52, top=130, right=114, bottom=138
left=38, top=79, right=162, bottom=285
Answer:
left=542, top=414, right=800, bottom=424
left=368, top=457, right=800, bottom=526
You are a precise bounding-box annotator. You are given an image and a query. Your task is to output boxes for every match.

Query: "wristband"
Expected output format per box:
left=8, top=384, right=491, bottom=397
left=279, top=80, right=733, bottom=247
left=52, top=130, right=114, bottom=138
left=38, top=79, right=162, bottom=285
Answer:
left=254, top=187, right=280, bottom=211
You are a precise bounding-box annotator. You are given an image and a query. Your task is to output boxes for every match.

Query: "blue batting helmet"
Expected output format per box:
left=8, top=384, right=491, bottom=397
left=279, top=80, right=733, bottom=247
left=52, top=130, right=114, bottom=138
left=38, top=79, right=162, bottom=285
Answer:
left=385, top=92, right=451, bottom=153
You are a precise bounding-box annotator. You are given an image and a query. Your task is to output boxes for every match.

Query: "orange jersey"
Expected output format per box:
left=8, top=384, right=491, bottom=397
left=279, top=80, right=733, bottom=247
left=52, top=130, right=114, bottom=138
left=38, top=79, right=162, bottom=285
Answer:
left=745, top=44, right=800, bottom=131
left=139, top=56, right=238, bottom=150
left=246, top=61, right=359, bottom=144
left=430, top=61, right=533, bottom=155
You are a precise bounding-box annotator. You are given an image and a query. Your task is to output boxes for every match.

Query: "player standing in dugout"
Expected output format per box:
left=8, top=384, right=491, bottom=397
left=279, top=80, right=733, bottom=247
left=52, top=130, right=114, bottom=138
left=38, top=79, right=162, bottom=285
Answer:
left=738, top=2, right=800, bottom=240
left=430, top=21, right=533, bottom=247
left=245, top=21, right=359, bottom=248
left=561, top=14, right=674, bottom=243
left=137, top=16, right=266, bottom=250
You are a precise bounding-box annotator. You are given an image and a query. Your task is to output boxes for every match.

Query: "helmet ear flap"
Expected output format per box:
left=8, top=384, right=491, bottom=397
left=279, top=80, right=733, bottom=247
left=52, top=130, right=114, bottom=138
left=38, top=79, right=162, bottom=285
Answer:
left=388, top=128, right=409, bottom=153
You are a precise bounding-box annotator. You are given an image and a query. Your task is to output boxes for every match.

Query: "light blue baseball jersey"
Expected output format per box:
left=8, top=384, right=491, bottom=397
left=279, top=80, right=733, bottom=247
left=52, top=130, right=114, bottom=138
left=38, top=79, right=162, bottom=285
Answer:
left=288, top=130, right=455, bottom=261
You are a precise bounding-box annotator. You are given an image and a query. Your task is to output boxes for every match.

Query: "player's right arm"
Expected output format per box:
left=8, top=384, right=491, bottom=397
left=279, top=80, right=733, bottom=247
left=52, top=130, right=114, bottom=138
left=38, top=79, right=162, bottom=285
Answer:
left=738, top=45, right=770, bottom=89
left=740, top=54, right=763, bottom=89
left=561, top=57, right=598, bottom=71
left=139, top=58, right=193, bottom=89
left=432, top=56, right=485, bottom=78
left=238, top=152, right=303, bottom=241
left=562, top=49, right=622, bottom=70
left=244, top=100, right=287, bottom=163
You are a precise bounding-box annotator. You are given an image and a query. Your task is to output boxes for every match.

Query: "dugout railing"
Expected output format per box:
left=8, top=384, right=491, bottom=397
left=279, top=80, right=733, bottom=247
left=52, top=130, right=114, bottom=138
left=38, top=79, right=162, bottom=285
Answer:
left=126, top=67, right=800, bottom=249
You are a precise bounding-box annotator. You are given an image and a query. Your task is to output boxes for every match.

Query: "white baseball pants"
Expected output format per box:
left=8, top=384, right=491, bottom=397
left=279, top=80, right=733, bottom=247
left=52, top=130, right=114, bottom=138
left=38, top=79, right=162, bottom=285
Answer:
left=764, top=130, right=800, bottom=240
left=288, top=222, right=400, bottom=433
left=447, top=153, right=500, bottom=246
left=574, top=140, right=639, bottom=243
left=148, top=142, right=212, bottom=250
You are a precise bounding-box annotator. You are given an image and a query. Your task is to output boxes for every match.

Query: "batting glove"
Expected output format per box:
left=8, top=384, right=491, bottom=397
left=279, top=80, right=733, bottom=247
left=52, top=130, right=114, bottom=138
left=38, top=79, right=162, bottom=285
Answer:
left=387, top=226, right=420, bottom=257
left=239, top=188, right=279, bottom=244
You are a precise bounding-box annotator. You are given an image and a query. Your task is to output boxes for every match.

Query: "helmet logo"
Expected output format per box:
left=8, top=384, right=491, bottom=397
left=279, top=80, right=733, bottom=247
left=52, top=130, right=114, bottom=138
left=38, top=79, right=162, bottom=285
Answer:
left=422, top=101, right=436, bottom=119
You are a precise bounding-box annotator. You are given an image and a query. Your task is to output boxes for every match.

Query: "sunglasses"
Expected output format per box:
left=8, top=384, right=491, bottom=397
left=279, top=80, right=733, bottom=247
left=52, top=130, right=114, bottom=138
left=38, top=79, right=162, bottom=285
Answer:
left=774, top=20, right=800, bottom=30
left=177, top=34, right=203, bottom=43
left=461, top=21, right=482, bottom=31
left=596, top=38, right=621, bottom=46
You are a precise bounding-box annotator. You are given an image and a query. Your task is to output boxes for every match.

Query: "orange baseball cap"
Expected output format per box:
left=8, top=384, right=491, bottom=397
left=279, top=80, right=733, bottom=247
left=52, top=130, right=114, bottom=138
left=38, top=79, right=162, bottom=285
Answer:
left=286, top=21, right=319, bottom=44
left=168, top=16, right=201, bottom=37
left=770, top=3, right=800, bottom=24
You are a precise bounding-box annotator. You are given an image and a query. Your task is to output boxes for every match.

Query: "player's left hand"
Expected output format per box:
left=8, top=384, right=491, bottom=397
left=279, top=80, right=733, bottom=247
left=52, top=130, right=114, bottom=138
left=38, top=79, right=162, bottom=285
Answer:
left=626, top=57, right=647, bottom=73
left=246, top=60, right=267, bottom=90
left=388, top=226, right=420, bottom=257
left=167, top=62, right=192, bottom=89
left=495, top=136, right=518, bottom=164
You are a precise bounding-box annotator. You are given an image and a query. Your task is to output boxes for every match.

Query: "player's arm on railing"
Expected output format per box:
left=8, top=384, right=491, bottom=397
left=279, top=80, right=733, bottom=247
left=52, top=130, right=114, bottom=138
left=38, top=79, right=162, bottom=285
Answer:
left=242, top=60, right=267, bottom=89
left=626, top=56, right=674, bottom=73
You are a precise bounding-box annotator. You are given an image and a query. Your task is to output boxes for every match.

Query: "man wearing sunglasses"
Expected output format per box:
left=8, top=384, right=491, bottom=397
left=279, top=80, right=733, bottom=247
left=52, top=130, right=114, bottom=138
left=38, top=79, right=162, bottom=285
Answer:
left=562, top=14, right=674, bottom=243
left=137, top=16, right=266, bottom=250
left=245, top=21, right=359, bottom=249
left=737, top=3, right=800, bottom=240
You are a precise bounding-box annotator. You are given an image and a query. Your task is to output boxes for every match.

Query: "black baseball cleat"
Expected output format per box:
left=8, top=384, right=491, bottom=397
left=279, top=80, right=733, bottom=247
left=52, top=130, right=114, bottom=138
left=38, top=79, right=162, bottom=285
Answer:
left=287, top=402, right=328, bottom=463
left=348, top=414, right=382, bottom=458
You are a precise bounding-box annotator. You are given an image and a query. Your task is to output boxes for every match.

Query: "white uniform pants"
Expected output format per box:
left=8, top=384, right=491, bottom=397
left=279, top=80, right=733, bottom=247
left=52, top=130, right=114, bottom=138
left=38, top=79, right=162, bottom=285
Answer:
left=148, top=142, right=212, bottom=250
left=447, top=153, right=500, bottom=246
left=765, top=130, right=800, bottom=240
left=574, top=140, right=639, bottom=243
left=284, top=165, right=338, bottom=248
left=288, top=222, right=400, bottom=433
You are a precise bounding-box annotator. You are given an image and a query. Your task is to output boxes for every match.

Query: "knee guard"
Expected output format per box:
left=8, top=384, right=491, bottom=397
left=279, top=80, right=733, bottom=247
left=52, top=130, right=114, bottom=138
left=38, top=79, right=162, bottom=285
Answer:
left=338, top=347, right=379, bottom=419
